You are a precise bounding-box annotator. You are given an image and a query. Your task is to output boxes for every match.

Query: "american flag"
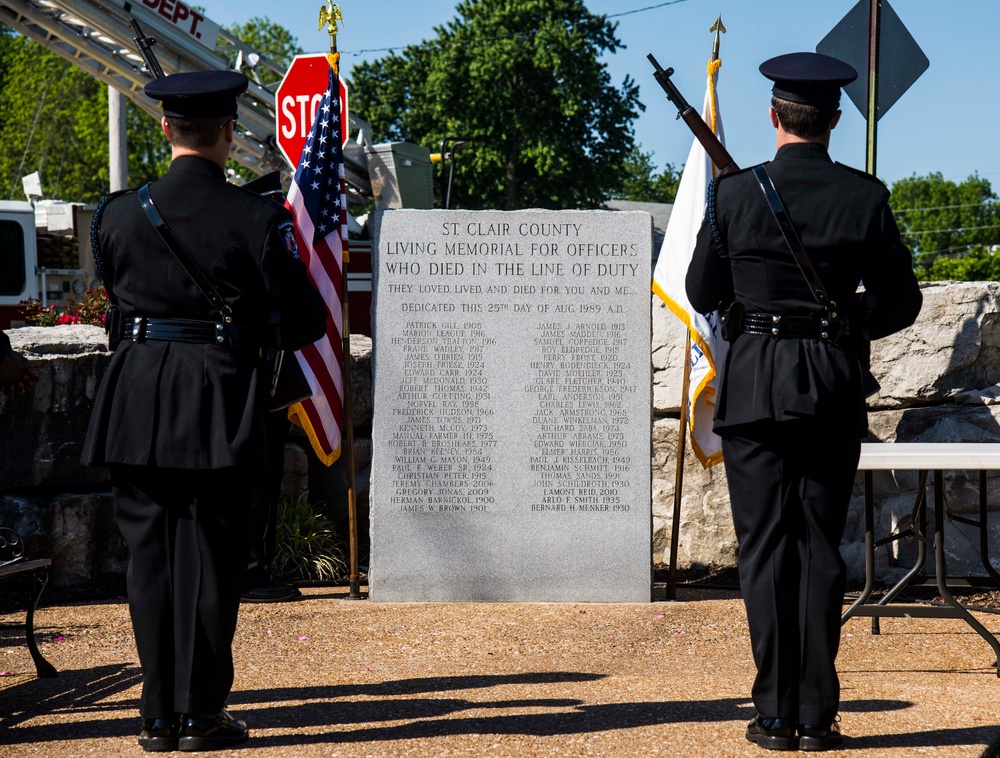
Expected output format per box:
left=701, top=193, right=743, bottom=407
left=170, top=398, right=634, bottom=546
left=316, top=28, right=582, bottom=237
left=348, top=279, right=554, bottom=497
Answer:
left=285, top=55, right=346, bottom=466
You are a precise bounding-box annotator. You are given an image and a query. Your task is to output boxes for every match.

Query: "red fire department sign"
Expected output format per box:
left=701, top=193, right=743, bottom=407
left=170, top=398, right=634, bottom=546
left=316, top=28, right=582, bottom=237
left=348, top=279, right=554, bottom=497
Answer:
left=275, top=53, right=349, bottom=168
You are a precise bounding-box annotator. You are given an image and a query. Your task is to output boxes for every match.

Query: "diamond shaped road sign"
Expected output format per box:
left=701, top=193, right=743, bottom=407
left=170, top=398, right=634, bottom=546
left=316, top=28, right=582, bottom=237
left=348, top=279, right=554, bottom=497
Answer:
left=817, top=0, right=928, bottom=121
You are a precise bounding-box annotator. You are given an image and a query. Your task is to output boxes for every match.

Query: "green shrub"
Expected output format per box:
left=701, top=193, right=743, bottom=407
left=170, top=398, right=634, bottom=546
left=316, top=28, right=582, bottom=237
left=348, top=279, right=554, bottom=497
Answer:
left=273, top=496, right=347, bottom=582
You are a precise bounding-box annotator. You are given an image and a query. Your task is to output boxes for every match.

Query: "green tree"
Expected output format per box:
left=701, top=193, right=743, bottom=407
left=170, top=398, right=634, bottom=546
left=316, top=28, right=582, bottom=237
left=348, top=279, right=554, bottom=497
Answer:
left=0, top=17, right=303, bottom=202
left=612, top=146, right=680, bottom=204
left=914, top=244, right=1000, bottom=282
left=222, top=18, right=303, bottom=182
left=0, top=29, right=168, bottom=201
left=350, top=0, right=642, bottom=210
left=126, top=104, right=172, bottom=186
left=0, top=30, right=106, bottom=201
left=224, top=17, right=303, bottom=87
left=890, top=172, right=1000, bottom=267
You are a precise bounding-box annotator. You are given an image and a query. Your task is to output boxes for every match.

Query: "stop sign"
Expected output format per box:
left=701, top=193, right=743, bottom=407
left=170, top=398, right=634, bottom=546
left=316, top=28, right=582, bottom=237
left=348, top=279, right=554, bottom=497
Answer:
left=275, top=53, right=349, bottom=168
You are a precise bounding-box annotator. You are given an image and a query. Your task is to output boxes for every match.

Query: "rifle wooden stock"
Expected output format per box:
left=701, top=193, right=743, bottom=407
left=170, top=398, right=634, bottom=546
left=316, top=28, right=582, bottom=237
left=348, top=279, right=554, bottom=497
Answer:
left=679, top=107, right=738, bottom=176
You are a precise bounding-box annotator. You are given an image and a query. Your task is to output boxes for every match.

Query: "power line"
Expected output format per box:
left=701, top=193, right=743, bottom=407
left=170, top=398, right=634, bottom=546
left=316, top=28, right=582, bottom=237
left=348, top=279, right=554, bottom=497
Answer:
left=338, top=0, right=697, bottom=57
left=900, top=223, right=1000, bottom=236
left=895, top=201, right=997, bottom=215
left=340, top=33, right=503, bottom=57
left=339, top=46, right=400, bottom=57
left=917, top=244, right=978, bottom=258
left=608, top=0, right=695, bottom=19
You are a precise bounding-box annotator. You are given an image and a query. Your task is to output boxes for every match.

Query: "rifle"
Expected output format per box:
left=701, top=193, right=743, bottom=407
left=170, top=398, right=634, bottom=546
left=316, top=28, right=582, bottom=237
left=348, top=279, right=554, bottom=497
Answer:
left=647, top=54, right=737, bottom=176
left=130, top=18, right=165, bottom=79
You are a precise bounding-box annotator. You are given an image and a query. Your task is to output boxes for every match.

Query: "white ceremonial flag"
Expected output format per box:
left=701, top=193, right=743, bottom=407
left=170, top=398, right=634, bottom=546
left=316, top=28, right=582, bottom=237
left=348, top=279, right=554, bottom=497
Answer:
left=652, top=58, right=727, bottom=468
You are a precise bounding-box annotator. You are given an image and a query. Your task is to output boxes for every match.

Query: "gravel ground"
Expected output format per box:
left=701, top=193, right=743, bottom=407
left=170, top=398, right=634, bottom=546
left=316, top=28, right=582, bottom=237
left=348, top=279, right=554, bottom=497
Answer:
left=1, top=586, right=999, bottom=757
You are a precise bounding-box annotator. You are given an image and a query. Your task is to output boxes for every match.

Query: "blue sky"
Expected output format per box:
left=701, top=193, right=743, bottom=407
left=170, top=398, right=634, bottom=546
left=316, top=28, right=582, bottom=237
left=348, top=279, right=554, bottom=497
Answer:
left=204, top=0, right=1000, bottom=188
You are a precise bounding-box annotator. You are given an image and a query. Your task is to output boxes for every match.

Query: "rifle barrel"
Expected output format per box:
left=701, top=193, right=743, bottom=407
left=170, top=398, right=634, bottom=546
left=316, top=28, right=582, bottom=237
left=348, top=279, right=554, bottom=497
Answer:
left=130, top=18, right=165, bottom=79
left=647, top=54, right=738, bottom=176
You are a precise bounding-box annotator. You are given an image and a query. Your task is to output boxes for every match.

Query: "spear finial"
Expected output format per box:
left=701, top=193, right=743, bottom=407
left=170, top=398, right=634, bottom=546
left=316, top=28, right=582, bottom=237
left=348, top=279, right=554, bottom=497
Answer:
left=710, top=14, right=726, bottom=62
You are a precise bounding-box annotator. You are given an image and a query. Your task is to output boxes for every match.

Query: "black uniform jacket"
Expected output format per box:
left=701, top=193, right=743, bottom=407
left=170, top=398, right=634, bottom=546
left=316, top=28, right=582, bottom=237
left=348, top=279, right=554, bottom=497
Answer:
left=83, top=156, right=326, bottom=469
left=685, top=142, right=922, bottom=436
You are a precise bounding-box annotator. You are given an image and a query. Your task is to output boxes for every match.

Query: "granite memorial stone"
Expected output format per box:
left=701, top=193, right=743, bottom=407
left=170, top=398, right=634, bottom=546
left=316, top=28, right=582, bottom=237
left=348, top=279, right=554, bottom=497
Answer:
left=370, top=209, right=652, bottom=601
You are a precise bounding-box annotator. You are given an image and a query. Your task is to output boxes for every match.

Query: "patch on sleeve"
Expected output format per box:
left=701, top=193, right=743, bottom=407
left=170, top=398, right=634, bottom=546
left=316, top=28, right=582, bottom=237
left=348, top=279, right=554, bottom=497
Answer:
left=278, top=220, right=300, bottom=259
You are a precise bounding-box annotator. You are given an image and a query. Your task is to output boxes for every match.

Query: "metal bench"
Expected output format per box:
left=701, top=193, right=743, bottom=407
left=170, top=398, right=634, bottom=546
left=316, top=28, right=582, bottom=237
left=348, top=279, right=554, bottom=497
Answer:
left=0, top=529, right=57, bottom=678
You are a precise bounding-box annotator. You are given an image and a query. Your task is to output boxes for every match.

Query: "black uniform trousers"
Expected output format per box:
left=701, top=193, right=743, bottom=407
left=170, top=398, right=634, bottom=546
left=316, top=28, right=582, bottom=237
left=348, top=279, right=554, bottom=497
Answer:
left=720, top=420, right=861, bottom=725
left=245, top=414, right=291, bottom=588
left=111, top=465, right=251, bottom=718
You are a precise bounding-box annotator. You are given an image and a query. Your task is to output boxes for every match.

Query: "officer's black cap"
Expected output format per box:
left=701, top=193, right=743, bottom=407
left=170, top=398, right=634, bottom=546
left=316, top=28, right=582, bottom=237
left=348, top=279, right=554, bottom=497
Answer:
left=144, top=70, right=248, bottom=119
left=759, top=52, right=857, bottom=110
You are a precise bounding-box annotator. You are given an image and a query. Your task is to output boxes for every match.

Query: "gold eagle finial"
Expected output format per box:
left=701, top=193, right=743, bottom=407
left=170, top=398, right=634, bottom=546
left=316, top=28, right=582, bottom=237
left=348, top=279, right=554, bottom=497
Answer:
left=319, top=2, right=344, bottom=43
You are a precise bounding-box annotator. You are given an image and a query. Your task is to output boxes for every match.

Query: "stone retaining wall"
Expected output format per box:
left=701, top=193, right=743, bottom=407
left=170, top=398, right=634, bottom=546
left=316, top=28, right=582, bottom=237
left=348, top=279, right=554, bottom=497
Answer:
left=5, top=282, right=1000, bottom=589
left=0, top=326, right=374, bottom=588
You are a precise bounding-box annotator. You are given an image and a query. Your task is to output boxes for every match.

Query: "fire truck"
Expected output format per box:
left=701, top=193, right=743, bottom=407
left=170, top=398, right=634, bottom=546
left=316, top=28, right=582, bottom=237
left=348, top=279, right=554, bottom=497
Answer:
left=0, top=198, right=97, bottom=328
left=0, top=0, right=435, bottom=333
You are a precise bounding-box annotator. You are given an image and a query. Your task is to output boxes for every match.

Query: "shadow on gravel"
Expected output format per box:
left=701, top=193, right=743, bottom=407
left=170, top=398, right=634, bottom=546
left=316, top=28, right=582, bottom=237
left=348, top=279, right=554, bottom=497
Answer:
left=0, top=663, right=140, bottom=743
left=243, top=698, right=998, bottom=754
left=0, top=620, right=103, bottom=650
left=230, top=672, right=606, bottom=704
left=243, top=697, right=757, bottom=746
left=231, top=694, right=914, bottom=749
left=839, top=699, right=914, bottom=712
left=4, top=667, right=991, bottom=755
left=845, top=726, right=1000, bottom=752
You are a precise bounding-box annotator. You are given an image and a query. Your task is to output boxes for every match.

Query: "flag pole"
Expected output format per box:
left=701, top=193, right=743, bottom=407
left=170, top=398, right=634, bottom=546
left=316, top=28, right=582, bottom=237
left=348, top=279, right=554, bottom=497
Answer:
left=665, top=16, right=726, bottom=601
left=665, top=332, right=692, bottom=601
left=320, top=2, right=362, bottom=599
left=865, top=0, right=881, bottom=176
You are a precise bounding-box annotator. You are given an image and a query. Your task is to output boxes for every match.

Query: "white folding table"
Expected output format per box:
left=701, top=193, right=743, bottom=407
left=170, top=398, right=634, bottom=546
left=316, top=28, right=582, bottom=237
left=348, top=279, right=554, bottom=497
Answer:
left=844, top=443, right=1000, bottom=674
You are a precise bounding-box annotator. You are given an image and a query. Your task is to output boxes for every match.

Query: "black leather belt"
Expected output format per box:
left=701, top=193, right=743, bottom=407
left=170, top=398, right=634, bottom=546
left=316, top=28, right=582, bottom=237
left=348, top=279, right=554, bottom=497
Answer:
left=128, top=316, right=246, bottom=347
left=741, top=312, right=850, bottom=341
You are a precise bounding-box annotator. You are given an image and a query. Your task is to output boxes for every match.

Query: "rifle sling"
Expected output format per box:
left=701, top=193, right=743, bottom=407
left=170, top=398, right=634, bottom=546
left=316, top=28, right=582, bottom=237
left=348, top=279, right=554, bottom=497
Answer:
left=138, top=183, right=229, bottom=315
left=751, top=165, right=832, bottom=309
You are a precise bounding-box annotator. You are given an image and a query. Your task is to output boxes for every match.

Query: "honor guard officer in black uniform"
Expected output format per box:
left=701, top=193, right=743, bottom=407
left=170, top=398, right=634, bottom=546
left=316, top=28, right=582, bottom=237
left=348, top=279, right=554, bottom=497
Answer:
left=686, top=53, right=922, bottom=751
left=82, top=70, right=326, bottom=752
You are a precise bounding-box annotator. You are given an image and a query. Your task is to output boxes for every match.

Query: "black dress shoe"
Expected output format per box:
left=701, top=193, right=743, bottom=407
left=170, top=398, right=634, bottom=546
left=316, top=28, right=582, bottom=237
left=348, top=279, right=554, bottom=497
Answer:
left=241, top=581, right=301, bottom=603
left=799, top=719, right=843, bottom=752
left=745, top=713, right=798, bottom=751
left=138, top=716, right=179, bottom=752
left=177, top=708, right=249, bottom=751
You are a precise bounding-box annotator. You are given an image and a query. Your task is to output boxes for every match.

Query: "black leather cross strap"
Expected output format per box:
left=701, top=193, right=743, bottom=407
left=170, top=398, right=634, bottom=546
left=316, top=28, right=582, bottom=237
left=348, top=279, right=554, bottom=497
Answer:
left=752, top=165, right=833, bottom=309
left=139, top=184, right=228, bottom=313
left=749, top=164, right=881, bottom=396
left=138, top=183, right=239, bottom=346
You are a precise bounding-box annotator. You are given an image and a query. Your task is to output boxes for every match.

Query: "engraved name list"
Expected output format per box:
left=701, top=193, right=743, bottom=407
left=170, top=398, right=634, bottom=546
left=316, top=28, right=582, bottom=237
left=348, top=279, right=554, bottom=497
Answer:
left=369, top=209, right=651, bottom=602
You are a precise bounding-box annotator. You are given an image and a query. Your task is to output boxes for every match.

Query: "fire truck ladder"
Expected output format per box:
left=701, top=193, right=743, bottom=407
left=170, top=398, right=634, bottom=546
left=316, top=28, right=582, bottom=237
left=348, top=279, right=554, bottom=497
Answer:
left=0, top=0, right=361, bottom=183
